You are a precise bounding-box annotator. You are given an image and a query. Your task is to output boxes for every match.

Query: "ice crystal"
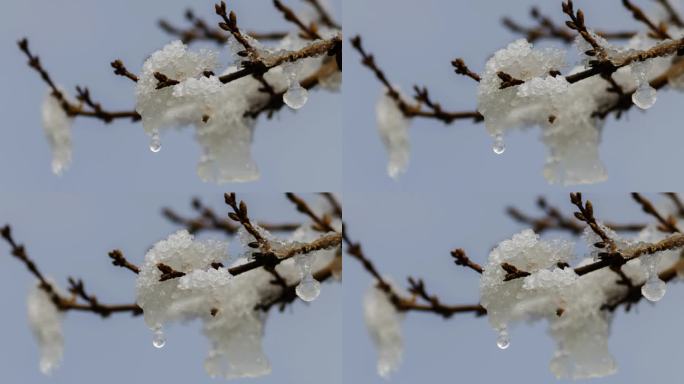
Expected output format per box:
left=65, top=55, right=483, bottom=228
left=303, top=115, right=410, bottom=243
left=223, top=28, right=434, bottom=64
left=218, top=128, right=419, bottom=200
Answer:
left=478, top=39, right=609, bottom=185
left=135, top=210, right=340, bottom=379
left=282, top=63, right=309, bottom=110
left=41, top=91, right=73, bottom=175
left=480, top=229, right=618, bottom=379
left=376, top=89, right=410, bottom=179
left=364, top=279, right=404, bottom=379
left=27, top=282, right=64, bottom=375
left=631, top=60, right=657, bottom=109
left=295, top=252, right=321, bottom=302
left=479, top=207, right=684, bottom=380
left=134, top=29, right=340, bottom=183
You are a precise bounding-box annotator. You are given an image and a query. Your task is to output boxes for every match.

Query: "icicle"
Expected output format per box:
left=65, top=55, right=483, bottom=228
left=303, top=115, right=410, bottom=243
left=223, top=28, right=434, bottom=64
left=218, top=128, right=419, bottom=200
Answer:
left=152, top=325, right=166, bottom=348
left=492, top=134, right=506, bottom=155
left=641, top=255, right=666, bottom=302
left=149, top=129, right=162, bottom=153
left=282, top=63, right=309, bottom=110
left=631, top=61, right=657, bottom=110
left=295, top=253, right=320, bottom=302
left=496, top=326, right=510, bottom=350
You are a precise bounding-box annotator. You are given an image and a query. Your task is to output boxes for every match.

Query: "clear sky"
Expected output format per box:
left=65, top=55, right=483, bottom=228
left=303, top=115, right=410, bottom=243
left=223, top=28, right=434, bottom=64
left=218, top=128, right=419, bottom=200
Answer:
left=343, top=0, right=684, bottom=194
left=0, top=0, right=341, bottom=382
left=3, top=0, right=684, bottom=383
left=0, top=0, right=342, bottom=194
left=344, top=191, right=684, bottom=383
left=0, top=192, right=341, bottom=384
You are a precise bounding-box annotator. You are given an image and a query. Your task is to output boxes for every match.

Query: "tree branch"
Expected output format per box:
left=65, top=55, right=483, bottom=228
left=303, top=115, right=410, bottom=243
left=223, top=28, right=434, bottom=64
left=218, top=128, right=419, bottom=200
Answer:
left=1, top=225, right=142, bottom=317
left=350, top=35, right=483, bottom=124
left=18, top=38, right=141, bottom=123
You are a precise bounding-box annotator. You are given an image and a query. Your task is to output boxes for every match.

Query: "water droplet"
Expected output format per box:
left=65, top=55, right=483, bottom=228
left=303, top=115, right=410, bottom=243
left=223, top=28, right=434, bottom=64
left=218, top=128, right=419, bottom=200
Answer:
left=632, top=84, right=657, bottom=109
left=492, top=135, right=506, bottom=155
left=152, top=327, right=166, bottom=348
left=496, top=329, right=510, bottom=350
left=295, top=275, right=321, bottom=302
left=295, top=253, right=314, bottom=270
left=149, top=131, right=162, bottom=153
left=641, top=276, right=666, bottom=302
left=377, top=362, right=392, bottom=379
left=40, top=360, right=56, bottom=375
left=283, top=84, right=309, bottom=110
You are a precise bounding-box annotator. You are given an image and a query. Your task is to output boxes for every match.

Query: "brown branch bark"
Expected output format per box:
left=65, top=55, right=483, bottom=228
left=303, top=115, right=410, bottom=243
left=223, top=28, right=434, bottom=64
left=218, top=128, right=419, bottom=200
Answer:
left=502, top=7, right=636, bottom=44
left=162, top=198, right=300, bottom=236
left=343, top=223, right=486, bottom=318
left=158, top=9, right=287, bottom=45
left=18, top=38, right=141, bottom=123
left=350, top=35, right=483, bottom=124
left=656, top=0, right=684, bottom=27
left=1, top=225, right=142, bottom=317
left=622, top=0, right=672, bottom=39
left=506, top=197, right=645, bottom=235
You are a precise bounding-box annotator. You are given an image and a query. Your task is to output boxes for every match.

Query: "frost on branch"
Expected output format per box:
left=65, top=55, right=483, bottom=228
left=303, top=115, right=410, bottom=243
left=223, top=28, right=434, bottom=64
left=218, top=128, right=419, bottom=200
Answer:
left=480, top=229, right=616, bottom=379
left=136, top=229, right=274, bottom=378
left=364, top=279, right=405, bottom=379
left=478, top=39, right=608, bottom=185
left=22, top=1, right=341, bottom=182
left=135, top=41, right=262, bottom=183
left=376, top=89, right=411, bottom=180
left=136, top=216, right=338, bottom=378
left=27, top=281, right=64, bottom=375
left=135, top=25, right=340, bottom=183
left=480, top=209, right=683, bottom=380
left=356, top=1, right=684, bottom=185
left=41, top=91, right=73, bottom=176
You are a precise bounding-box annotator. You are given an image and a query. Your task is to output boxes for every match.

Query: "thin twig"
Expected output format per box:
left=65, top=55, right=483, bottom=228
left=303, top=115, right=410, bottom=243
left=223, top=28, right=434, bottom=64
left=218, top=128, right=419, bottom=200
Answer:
left=273, top=0, right=322, bottom=40
left=110, top=60, right=138, bottom=83
left=108, top=250, right=140, bottom=274
left=632, top=193, right=681, bottom=233
left=350, top=35, right=483, bottom=124
left=1, top=225, right=142, bottom=317
left=450, top=249, right=483, bottom=274
left=343, top=223, right=486, bottom=317
left=18, top=38, right=140, bottom=123
left=622, top=0, right=672, bottom=39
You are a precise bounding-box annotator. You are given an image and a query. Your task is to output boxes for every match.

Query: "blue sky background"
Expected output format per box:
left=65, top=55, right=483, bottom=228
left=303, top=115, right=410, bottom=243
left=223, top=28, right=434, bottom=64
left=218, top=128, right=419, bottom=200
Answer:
left=343, top=0, right=684, bottom=193
left=0, top=1, right=341, bottom=382
left=0, top=192, right=341, bottom=384
left=4, top=0, right=684, bottom=383
left=343, top=191, right=684, bottom=383
left=0, top=0, right=341, bottom=194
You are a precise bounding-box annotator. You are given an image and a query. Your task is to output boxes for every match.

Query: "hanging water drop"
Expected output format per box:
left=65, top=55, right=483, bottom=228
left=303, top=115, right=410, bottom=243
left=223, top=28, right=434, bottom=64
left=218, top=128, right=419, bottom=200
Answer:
left=282, top=62, right=308, bottom=110
left=641, top=257, right=666, bottom=302
left=496, top=328, right=510, bottom=350
left=295, top=253, right=320, bottom=301
left=39, top=360, right=56, bottom=375
left=492, top=135, right=506, bottom=155
left=152, top=326, right=166, bottom=348
left=631, top=61, right=657, bottom=109
left=642, top=275, right=666, bottom=302
left=283, top=84, right=309, bottom=110
left=149, top=130, right=162, bottom=153
left=632, top=84, right=657, bottom=110
left=296, top=275, right=321, bottom=302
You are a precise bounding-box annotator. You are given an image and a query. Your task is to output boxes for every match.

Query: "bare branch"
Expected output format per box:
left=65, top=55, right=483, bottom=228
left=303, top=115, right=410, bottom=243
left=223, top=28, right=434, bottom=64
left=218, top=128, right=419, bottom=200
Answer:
left=18, top=38, right=140, bottom=123
left=108, top=250, right=140, bottom=274
left=110, top=60, right=138, bottom=83
left=450, top=249, right=483, bottom=274
left=622, top=0, right=672, bottom=39
left=350, top=35, right=483, bottom=124
left=1, top=225, right=142, bottom=317
left=632, top=193, right=681, bottom=233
